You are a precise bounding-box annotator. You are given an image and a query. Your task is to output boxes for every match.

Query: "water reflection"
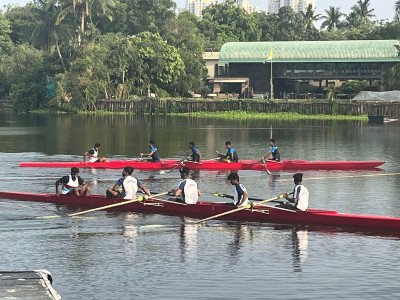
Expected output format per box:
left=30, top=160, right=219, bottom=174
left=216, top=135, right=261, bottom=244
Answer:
left=273, top=225, right=309, bottom=272
left=228, top=224, right=252, bottom=262
left=268, top=174, right=281, bottom=191
left=122, top=217, right=139, bottom=261
left=179, top=217, right=199, bottom=262
left=292, top=228, right=309, bottom=272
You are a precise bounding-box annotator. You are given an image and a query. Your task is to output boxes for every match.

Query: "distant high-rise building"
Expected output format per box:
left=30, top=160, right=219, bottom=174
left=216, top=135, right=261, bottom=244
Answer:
left=185, top=0, right=215, bottom=18
left=236, top=0, right=260, bottom=13
left=181, top=0, right=260, bottom=18
left=268, top=0, right=316, bottom=14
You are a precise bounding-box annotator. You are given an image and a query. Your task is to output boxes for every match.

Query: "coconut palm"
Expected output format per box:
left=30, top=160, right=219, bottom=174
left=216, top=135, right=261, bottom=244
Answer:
left=350, top=0, right=375, bottom=25
left=321, top=6, right=344, bottom=31
left=395, top=0, right=400, bottom=22
left=302, top=4, right=321, bottom=30
left=48, top=0, right=115, bottom=44
left=345, top=11, right=360, bottom=28
left=31, top=1, right=69, bottom=70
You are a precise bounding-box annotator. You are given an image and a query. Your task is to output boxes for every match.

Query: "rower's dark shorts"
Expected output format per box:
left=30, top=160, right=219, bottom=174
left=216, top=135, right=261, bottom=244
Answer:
left=63, top=189, right=76, bottom=195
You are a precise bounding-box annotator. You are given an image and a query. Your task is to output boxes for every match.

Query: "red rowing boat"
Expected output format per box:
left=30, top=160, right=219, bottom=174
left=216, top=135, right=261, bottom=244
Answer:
left=19, top=159, right=384, bottom=171
left=0, top=191, right=398, bottom=231
left=248, top=160, right=385, bottom=171
left=19, top=159, right=179, bottom=170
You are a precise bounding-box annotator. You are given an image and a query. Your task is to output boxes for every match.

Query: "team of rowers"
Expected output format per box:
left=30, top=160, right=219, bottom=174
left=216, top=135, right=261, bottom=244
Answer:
left=56, top=139, right=309, bottom=211
left=83, top=139, right=281, bottom=164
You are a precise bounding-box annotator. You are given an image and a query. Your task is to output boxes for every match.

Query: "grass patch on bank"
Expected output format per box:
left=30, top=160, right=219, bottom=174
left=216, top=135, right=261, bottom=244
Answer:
left=170, top=111, right=368, bottom=121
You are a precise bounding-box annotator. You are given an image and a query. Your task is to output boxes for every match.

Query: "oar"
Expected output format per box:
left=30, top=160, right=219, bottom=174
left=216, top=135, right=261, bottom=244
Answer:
left=213, top=193, right=234, bottom=199
left=38, top=192, right=169, bottom=219
left=194, top=193, right=286, bottom=224
left=159, top=160, right=185, bottom=175
left=215, top=151, right=226, bottom=160
left=278, top=172, right=400, bottom=182
left=213, top=193, right=285, bottom=204
left=139, top=190, right=175, bottom=196
left=261, top=157, right=272, bottom=175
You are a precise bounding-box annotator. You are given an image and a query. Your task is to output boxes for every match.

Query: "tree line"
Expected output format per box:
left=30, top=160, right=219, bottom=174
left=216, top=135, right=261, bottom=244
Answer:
left=0, top=0, right=399, bottom=112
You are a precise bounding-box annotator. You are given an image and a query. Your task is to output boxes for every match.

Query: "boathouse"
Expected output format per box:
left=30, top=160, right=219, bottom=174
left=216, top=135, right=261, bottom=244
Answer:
left=210, top=40, right=400, bottom=98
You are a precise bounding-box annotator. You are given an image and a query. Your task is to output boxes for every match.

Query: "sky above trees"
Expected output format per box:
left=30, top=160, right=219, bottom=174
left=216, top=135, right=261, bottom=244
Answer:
left=1, top=0, right=394, bottom=22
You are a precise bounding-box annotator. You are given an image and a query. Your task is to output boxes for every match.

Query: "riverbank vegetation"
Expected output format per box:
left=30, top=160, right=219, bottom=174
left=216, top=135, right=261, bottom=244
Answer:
left=170, top=111, right=368, bottom=121
left=0, top=0, right=400, bottom=112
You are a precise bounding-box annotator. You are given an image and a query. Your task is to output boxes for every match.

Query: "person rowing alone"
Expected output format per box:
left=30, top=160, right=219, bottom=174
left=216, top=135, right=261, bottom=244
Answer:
left=217, top=141, right=238, bottom=162
left=278, top=173, right=309, bottom=211
left=227, top=172, right=249, bottom=207
left=263, top=138, right=281, bottom=162
left=56, top=167, right=90, bottom=196
left=188, top=142, right=201, bottom=163
left=174, top=167, right=201, bottom=204
left=106, top=166, right=151, bottom=200
left=140, top=140, right=160, bottom=162
left=83, top=143, right=107, bottom=164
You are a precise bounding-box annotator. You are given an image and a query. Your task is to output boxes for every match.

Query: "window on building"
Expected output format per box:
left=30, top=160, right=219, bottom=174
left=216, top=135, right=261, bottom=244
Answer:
left=315, top=63, right=334, bottom=77
left=337, top=63, right=359, bottom=76
left=293, top=63, right=314, bottom=77
left=360, top=63, right=381, bottom=76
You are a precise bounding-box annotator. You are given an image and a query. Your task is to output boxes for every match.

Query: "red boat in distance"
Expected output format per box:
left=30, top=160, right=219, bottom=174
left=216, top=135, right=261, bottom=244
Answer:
left=0, top=191, right=399, bottom=232
left=19, top=159, right=385, bottom=171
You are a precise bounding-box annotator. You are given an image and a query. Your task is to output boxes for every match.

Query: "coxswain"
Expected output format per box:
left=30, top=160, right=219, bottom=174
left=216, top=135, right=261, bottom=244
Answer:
left=175, top=167, right=201, bottom=204
left=279, top=173, right=309, bottom=211
left=83, top=143, right=107, bottom=164
left=106, top=166, right=151, bottom=199
left=188, top=142, right=201, bottom=162
left=263, top=138, right=281, bottom=162
left=56, top=167, right=90, bottom=196
left=227, top=172, right=248, bottom=207
left=218, top=141, right=238, bottom=162
left=140, top=140, right=160, bottom=162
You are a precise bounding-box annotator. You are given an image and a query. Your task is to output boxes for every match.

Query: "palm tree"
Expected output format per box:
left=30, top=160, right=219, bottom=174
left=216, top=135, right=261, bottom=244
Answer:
left=302, top=4, right=321, bottom=30
left=321, top=6, right=344, bottom=31
left=48, top=0, right=115, bottom=44
left=345, top=11, right=360, bottom=28
left=395, top=0, right=400, bottom=23
left=350, top=0, right=375, bottom=25
left=31, top=1, right=68, bottom=70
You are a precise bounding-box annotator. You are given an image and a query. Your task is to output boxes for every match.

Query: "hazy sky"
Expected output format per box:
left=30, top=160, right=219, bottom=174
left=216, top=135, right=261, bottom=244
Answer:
left=1, top=0, right=396, bottom=22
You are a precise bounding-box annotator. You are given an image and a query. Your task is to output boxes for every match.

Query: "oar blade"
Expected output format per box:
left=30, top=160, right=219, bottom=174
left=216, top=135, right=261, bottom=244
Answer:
left=35, top=215, right=61, bottom=220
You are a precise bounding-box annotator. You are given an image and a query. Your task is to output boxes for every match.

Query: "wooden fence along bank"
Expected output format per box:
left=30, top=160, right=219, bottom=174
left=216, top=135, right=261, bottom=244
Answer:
left=88, top=99, right=400, bottom=117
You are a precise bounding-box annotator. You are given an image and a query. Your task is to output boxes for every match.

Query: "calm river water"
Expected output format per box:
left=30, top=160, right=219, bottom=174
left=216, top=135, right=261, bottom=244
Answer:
left=0, top=111, right=399, bottom=299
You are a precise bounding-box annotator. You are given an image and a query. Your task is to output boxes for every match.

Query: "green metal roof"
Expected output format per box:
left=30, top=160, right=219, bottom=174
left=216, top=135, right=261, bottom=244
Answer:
left=219, top=40, right=400, bottom=63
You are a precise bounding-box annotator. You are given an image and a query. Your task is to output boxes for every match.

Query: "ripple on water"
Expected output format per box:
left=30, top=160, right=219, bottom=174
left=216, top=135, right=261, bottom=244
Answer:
left=0, top=114, right=400, bottom=299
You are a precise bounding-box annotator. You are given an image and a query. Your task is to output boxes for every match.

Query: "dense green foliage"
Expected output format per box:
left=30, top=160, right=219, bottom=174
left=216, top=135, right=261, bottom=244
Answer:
left=171, top=111, right=368, bottom=121
left=340, top=80, right=368, bottom=95
left=0, top=0, right=399, bottom=112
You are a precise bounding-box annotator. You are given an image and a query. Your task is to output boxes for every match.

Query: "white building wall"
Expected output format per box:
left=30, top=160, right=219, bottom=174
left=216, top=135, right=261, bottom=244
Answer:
left=268, top=0, right=316, bottom=14
left=185, top=0, right=215, bottom=18
left=236, top=0, right=259, bottom=13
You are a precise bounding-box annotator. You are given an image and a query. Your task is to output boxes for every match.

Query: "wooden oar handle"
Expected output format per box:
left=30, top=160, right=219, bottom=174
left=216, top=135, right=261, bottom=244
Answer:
left=68, top=192, right=169, bottom=217
left=194, top=192, right=288, bottom=224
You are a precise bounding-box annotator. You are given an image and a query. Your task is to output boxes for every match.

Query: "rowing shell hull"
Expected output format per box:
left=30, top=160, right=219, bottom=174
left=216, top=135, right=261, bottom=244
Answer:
left=19, top=160, right=179, bottom=170
left=19, top=159, right=384, bottom=171
left=0, top=191, right=399, bottom=231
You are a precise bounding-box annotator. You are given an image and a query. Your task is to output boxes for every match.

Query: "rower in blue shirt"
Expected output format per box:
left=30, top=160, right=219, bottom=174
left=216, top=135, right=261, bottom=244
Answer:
left=140, top=140, right=161, bottom=162
left=188, top=142, right=201, bottom=162
left=263, top=138, right=281, bottom=162
left=224, top=141, right=238, bottom=162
